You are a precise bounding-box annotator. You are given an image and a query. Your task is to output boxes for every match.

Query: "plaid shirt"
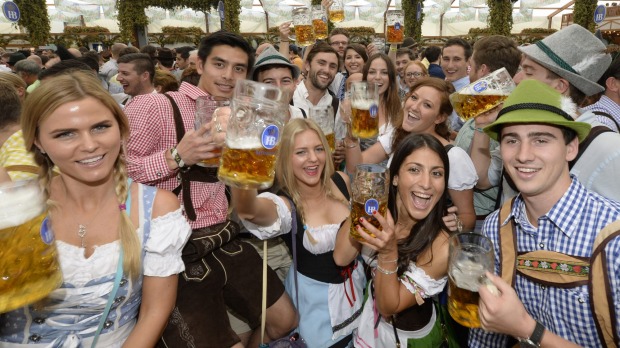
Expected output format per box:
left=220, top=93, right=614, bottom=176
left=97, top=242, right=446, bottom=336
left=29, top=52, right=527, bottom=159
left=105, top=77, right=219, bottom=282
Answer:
left=124, top=82, right=227, bottom=230
left=582, top=95, right=620, bottom=132
left=470, top=176, right=620, bottom=347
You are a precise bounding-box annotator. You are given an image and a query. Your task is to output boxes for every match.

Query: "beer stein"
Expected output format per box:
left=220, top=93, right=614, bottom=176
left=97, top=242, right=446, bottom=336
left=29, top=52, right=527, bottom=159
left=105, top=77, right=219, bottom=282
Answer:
left=447, top=232, right=494, bottom=328
left=309, top=105, right=335, bottom=152
left=292, top=7, right=316, bottom=47
left=218, top=80, right=288, bottom=190
left=0, top=180, right=62, bottom=313
left=312, top=5, right=328, bottom=40
left=350, top=164, right=389, bottom=242
left=349, top=82, right=380, bottom=139
left=449, top=67, right=516, bottom=121
left=372, top=37, right=385, bottom=54
left=386, top=10, right=404, bottom=45
left=195, top=97, right=230, bottom=168
left=329, top=0, right=345, bottom=23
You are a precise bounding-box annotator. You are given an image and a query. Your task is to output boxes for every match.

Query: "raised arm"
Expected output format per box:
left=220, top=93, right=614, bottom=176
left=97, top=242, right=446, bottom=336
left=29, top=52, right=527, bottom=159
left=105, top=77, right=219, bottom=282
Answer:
left=231, top=187, right=283, bottom=228
left=470, top=106, right=501, bottom=190
left=344, top=140, right=389, bottom=173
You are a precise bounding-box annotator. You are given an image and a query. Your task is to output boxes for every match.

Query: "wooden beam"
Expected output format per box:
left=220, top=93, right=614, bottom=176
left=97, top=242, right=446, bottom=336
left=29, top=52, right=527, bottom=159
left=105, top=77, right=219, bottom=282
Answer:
left=548, top=0, right=575, bottom=29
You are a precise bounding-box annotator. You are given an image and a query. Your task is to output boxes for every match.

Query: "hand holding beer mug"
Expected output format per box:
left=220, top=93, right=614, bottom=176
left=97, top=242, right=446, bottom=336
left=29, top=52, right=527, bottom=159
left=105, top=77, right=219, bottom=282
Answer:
left=0, top=180, right=62, bottom=313
left=449, top=67, right=516, bottom=121
left=386, top=10, right=404, bottom=45
left=218, top=80, right=288, bottom=190
left=447, top=232, right=497, bottom=328
left=350, top=82, right=380, bottom=139
left=350, top=164, right=389, bottom=242
left=309, top=105, right=336, bottom=153
left=293, top=7, right=316, bottom=47
left=195, top=97, right=230, bottom=167
left=328, top=0, right=344, bottom=23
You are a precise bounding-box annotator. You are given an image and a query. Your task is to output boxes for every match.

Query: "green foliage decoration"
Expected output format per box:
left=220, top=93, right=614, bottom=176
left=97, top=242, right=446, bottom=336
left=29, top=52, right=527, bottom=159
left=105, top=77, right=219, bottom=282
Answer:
left=573, top=0, right=597, bottom=32
left=13, top=0, right=50, bottom=47
left=403, top=0, right=424, bottom=42
left=520, top=28, right=557, bottom=35
left=487, top=0, right=513, bottom=36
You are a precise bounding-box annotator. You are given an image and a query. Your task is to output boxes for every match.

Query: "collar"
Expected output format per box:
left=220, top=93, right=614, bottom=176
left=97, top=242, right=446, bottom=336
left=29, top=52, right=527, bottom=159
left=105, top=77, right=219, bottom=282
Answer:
left=451, top=75, right=470, bottom=90
left=179, top=81, right=215, bottom=101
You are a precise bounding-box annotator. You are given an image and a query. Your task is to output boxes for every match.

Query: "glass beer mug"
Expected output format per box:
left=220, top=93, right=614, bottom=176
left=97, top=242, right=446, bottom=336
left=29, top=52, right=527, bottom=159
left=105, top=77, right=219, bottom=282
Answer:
left=447, top=232, right=494, bottom=328
left=386, top=10, right=404, bottom=45
left=0, top=180, right=62, bottom=313
left=312, top=5, right=328, bottom=40
left=350, top=164, right=389, bottom=242
left=195, top=97, right=230, bottom=168
left=449, top=67, right=516, bottom=121
left=329, top=0, right=345, bottom=23
left=292, top=7, right=316, bottom=47
left=218, top=80, right=288, bottom=190
left=309, top=105, right=335, bottom=153
left=350, top=82, right=380, bottom=139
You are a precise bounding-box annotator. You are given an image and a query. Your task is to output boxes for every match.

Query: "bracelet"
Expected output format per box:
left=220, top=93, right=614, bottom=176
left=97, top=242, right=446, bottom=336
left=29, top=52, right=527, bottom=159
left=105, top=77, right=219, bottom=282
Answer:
left=345, top=138, right=359, bottom=148
left=170, top=147, right=185, bottom=169
left=475, top=127, right=485, bottom=134
left=376, top=264, right=398, bottom=275
left=389, top=46, right=397, bottom=52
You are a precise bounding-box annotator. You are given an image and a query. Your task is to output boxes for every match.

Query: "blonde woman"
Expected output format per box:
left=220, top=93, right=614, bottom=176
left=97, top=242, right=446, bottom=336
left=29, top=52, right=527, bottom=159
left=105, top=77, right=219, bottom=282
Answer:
left=0, top=72, right=191, bottom=347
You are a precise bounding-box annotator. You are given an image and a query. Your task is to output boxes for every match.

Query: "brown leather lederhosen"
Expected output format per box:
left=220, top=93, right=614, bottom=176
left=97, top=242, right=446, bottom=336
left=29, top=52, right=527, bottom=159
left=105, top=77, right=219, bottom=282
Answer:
left=498, top=199, right=620, bottom=347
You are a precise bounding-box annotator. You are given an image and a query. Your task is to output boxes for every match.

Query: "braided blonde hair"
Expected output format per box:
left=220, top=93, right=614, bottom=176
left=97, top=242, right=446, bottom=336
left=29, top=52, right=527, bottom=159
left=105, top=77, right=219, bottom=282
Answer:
left=21, top=71, right=141, bottom=279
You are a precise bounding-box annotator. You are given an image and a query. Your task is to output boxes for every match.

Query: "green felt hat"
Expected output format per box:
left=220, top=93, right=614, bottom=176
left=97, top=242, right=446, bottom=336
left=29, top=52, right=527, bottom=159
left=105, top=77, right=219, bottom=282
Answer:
left=483, top=79, right=591, bottom=143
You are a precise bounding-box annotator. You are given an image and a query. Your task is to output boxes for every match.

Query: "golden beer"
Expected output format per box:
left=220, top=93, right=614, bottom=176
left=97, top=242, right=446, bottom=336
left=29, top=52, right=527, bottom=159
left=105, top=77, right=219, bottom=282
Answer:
left=313, top=19, right=328, bottom=40
left=294, top=25, right=315, bottom=47
left=198, top=146, right=223, bottom=167
left=351, top=102, right=378, bottom=139
left=450, top=94, right=508, bottom=121
left=329, top=9, right=344, bottom=23
left=386, top=25, right=404, bottom=44
left=325, top=132, right=336, bottom=153
left=0, top=183, right=62, bottom=313
left=447, top=259, right=487, bottom=328
left=218, top=139, right=279, bottom=190
left=350, top=199, right=387, bottom=241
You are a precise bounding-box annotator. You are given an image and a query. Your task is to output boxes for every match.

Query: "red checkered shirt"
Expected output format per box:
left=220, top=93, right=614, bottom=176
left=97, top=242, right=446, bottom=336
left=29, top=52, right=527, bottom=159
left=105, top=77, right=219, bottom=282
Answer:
left=124, top=82, right=227, bottom=229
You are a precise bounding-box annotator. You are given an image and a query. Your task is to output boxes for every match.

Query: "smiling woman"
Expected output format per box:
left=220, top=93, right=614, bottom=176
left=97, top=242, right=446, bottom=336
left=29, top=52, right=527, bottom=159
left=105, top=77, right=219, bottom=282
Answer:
left=0, top=71, right=191, bottom=347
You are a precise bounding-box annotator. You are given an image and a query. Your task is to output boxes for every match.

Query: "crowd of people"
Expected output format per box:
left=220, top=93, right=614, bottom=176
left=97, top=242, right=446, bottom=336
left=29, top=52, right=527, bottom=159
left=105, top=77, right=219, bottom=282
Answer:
left=0, top=11, right=620, bottom=348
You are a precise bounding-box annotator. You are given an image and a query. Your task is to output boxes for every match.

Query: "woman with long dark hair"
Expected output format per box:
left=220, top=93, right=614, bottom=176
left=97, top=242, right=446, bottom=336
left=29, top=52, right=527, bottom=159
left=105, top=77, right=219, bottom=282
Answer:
left=335, top=133, right=451, bottom=346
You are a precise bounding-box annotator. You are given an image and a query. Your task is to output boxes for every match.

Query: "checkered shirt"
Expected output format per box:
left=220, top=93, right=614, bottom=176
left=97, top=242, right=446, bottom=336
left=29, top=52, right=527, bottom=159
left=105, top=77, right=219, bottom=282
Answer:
left=469, top=176, right=620, bottom=347
left=0, top=130, right=38, bottom=181
left=582, top=95, right=620, bottom=132
left=124, top=82, right=227, bottom=230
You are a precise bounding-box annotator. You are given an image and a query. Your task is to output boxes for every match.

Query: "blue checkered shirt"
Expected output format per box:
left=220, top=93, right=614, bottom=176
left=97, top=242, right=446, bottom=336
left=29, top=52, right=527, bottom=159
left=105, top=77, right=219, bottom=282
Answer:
left=469, top=176, right=620, bottom=347
left=582, top=95, right=620, bottom=132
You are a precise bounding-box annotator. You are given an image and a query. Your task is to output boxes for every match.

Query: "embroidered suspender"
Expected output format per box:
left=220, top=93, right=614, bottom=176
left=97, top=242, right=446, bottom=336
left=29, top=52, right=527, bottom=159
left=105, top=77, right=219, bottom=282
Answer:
left=498, top=199, right=620, bottom=347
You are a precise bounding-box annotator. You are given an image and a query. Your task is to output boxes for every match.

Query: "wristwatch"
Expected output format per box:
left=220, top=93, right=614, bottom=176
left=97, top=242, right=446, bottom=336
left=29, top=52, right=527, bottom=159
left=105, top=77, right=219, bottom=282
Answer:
left=517, top=320, right=545, bottom=348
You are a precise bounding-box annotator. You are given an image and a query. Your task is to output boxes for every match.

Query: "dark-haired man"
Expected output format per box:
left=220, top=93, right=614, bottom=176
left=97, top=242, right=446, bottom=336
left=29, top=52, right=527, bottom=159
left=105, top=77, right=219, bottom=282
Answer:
left=442, top=38, right=472, bottom=132
left=114, top=53, right=156, bottom=106
left=173, top=46, right=194, bottom=80
left=125, top=31, right=297, bottom=348
left=582, top=56, right=620, bottom=132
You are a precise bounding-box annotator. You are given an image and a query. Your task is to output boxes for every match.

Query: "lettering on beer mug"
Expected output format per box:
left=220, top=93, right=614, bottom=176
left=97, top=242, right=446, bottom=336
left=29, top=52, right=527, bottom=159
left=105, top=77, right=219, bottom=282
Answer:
left=261, top=125, right=279, bottom=149
left=40, top=218, right=54, bottom=245
left=364, top=198, right=379, bottom=215
left=473, top=81, right=488, bottom=93
left=395, top=22, right=401, bottom=30
left=369, top=104, right=378, bottom=118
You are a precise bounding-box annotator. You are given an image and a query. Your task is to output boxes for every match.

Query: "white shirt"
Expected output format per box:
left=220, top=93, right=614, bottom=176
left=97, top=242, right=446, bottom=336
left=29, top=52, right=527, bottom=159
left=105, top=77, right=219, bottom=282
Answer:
left=293, top=81, right=345, bottom=139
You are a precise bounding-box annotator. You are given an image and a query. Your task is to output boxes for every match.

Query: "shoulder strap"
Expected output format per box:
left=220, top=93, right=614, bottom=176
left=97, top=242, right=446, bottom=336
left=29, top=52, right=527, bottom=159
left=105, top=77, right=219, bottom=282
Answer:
left=498, top=198, right=518, bottom=287
left=284, top=197, right=301, bottom=310
left=331, top=172, right=350, bottom=201
left=327, top=88, right=340, bottom=118
left=444, top=144, right=454, bottom=153
left=162, top=93, right=185, bottom=143
left=569, top=126, right=613, bottom=170
left=589, top=219, right=620, bottom=348
left=593, top=111, right=620, bottom=132
left=91, top=248, right=124, bottom=348
left=299, top=107, right=307, bottom=119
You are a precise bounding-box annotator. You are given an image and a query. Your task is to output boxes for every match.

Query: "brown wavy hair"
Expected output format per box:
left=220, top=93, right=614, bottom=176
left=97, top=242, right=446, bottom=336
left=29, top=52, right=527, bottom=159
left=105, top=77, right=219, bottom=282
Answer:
left=362, top=53, right=402, bottom=127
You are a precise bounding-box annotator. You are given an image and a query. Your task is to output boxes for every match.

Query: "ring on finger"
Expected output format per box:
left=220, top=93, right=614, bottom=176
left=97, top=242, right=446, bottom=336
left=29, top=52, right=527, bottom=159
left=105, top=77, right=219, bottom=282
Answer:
left=215, top=122, right=223, bottom=133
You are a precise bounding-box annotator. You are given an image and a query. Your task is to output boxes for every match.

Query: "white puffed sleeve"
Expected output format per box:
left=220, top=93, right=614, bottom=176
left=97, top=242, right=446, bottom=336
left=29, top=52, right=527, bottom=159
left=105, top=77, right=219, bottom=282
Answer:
left=143, top=208, right=191, bottom=277
left=400, top=262, right=447, bottom=298
left=241, top=192, right=293, bottom=240
left=447, top=146, right=478, bottom=191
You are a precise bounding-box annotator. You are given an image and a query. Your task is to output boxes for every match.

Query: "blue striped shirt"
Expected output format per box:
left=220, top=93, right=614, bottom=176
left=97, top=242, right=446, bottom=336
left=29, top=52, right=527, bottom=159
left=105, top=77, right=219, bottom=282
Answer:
left=469, top=176, right=620, bottom=347
left=582, top=95, right=620, bottom=132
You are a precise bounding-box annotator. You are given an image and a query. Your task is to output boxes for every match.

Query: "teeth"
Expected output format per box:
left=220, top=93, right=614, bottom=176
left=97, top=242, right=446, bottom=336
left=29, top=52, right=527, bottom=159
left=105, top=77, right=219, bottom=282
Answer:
left=413, top=192, right=431, bottom=199
left=78, top=156, right=103, bottom=164
left=518, top=168, right=537, bottom=173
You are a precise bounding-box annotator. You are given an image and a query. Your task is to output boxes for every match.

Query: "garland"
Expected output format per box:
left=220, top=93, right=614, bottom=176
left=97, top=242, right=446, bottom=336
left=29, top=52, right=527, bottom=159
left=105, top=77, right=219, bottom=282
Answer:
left=13, top=0, right=50, bottom=47
left=573, top=0, right=597, bottom=32
left=403, top=0, right=424, bottom=42
left=487, top=0, right=513, bottom=37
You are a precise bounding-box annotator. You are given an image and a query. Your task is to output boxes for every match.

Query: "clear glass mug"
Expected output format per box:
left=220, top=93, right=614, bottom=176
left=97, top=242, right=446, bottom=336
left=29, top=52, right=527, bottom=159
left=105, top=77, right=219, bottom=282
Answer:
left=218, top=80, right=288, bottom=190
left=449, top=67, right=516, bottom=121
left=312, top=5, right=328, bottom=40
left=386, top=10, right=404, bottom=44
left=292, top=7, right=316, bottom=47
left=309, top=105, right=335, bottom=152
left=447, top=232, right=495, bottom=328
left=349, top=164, right=389, bottom=242
left=0, top=180, right=62, bottom=313
left=329, top=0, right=345, bottom=23
left=372, top=37, right=385, bottom=54
left=195, top=97, right=230, bottom=168
left=349, top=82, right=380, bottom=139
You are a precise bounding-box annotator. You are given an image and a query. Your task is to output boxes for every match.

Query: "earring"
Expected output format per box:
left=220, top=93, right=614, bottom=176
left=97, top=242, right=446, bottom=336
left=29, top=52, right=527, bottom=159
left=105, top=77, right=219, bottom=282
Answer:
left=392, top=179, right=397, bottom=186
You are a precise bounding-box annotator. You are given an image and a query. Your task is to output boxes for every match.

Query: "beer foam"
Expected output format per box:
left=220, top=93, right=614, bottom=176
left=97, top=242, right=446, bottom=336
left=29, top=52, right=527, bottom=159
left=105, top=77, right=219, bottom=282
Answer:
left=225, top=136, right=264, bottom=149
left=459, top=82, right=509, bottom=96
left=0, top=183, right=44, bottom=230
left=351, top=100, right=373, bottom=110
left=449, top=259, right=487, bottom=292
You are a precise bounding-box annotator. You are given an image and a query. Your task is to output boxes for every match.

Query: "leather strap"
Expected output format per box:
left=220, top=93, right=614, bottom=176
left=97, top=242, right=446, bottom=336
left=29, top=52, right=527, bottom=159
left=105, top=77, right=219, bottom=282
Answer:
left=499, top=198, right=517, bottom=286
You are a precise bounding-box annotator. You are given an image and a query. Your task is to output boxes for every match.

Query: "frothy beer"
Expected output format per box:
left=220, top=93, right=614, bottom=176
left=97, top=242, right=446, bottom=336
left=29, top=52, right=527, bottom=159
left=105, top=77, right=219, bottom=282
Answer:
left=329, top=9, right=344, bottom=23
left=294, top=25, right=315, bottom=47
left=386, top=25, right=403, bottom=44
left=448, top=259, right=487, bottom=328
left=218, top=137, right=279, bottom=190
left=351, top=100, right=378, bottom=139
left=349, top=198, right=387, bottom=242
left=0, top=183, right=62, bottom=313
left=313, top=19, right=328, bottom=40
left=325, top=132, right=336, bottom=153
left=451, top=93, right=508, bottom=121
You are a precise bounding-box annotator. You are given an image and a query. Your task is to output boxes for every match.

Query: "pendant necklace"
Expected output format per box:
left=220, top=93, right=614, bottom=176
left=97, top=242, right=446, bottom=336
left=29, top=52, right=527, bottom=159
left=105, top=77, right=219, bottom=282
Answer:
left=77, top=212, right=100, bottom=249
